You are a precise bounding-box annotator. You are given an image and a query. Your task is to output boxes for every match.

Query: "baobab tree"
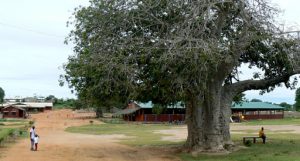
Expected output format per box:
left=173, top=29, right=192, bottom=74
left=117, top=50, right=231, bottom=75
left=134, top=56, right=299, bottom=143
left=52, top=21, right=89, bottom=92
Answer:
left=63, top=0, right=300, bottom=152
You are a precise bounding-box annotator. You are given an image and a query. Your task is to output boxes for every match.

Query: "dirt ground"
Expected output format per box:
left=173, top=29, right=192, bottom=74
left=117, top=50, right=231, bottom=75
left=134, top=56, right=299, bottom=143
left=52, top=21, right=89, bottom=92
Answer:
left=0, top=110, right=179, bottom=161
left=2, top=110, right=300, bottom=161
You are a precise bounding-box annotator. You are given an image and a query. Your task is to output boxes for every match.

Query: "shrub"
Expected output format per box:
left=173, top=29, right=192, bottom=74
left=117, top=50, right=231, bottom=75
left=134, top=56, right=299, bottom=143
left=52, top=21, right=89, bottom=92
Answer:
left=0, top=137, right=3, bottom=146
left=244, top=140, right=252, bottom=147
left=29, top=121, right=35, bottom=125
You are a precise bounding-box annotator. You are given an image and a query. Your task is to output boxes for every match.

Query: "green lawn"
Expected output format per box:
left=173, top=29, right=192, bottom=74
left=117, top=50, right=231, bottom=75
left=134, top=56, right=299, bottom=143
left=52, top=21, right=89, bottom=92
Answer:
left=66, top=121, right=300, bottom=161
left=181, top=133, right=300, bottom=161
left=0, top=119, right=27, bottom=122
left=0, top=119, right=29, bottom=145
left=242, top=118, right=300, bottom=125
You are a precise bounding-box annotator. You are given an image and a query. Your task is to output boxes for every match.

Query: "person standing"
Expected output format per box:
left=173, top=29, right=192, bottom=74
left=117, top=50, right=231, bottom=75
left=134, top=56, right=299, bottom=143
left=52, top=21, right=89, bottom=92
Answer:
left=259, top=127, right=266, bottom=144
left=29, top=126, right=35, bottom=150
left=34, top=134, right=39, bottom=151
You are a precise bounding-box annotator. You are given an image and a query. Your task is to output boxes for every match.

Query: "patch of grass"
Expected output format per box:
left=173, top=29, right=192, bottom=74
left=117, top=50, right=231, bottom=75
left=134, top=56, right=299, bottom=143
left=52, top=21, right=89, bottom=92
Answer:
left=66, top=123, right=179, bottom=146
left=242, top=118, right=300, bottom=125
left=231, top=129, right=294, bottom=134
left=180, top=133, right=300, bottom=161
left=99, top=118, right=126, bottom=124
left=66, top=119, right=300, bottom=161
left=0, top=119, right=26, bottom=122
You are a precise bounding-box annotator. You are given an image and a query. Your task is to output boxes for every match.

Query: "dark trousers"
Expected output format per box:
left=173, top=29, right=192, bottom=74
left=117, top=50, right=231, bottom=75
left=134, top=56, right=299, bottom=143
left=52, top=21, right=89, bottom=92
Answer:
left=30, top=139, right=34, bottom=150
left=261, top=135, right=266, bottom=144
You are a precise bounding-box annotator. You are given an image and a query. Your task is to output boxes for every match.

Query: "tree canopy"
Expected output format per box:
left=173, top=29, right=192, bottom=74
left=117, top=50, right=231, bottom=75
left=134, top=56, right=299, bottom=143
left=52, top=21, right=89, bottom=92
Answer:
left=250, top=98, right=262, bottom=102
left=0, top=87, right=4, bottom=103
left=279, top=102, right=292, bottom=111
left=63, top=0, right=300, bottom=152
left=295, top=88, right=300, bottom=111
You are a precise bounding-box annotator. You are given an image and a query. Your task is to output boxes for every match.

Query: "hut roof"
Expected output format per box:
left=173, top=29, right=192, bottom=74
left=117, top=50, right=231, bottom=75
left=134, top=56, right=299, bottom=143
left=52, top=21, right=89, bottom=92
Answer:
left=232, top=102, right=284, bottom=110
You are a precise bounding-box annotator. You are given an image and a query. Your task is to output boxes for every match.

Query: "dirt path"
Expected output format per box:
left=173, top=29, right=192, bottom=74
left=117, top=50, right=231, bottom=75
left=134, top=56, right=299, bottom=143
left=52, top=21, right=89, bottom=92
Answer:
left=1, top=110, right=179, bottom=161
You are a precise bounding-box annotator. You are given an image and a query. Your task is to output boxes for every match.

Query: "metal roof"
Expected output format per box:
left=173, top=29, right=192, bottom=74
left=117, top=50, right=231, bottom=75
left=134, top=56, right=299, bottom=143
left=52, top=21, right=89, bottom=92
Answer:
left=114, top=107, right=140, bottom=115
left=2, top=105, right=26, bottom=111
left=0, top=102, right=53, bottom=108
left=232, top=102, right=284, bottom=110
left=136, top=101, right=185, bottom=109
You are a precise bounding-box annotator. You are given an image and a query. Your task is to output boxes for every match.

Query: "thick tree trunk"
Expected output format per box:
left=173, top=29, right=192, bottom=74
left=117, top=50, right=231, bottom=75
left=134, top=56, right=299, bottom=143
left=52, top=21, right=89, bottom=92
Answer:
left=95, top=108, right=103, bottom=118
left=220, top=92, right=234, bottom=147
left=185, top=95, right=205, bottom=151
left=185, top=82, right=231, bottom=152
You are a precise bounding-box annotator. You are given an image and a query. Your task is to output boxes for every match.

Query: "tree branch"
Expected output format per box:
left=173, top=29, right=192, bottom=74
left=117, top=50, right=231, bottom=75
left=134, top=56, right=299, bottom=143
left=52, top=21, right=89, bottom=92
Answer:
left=227, top=68, right=300, bottom=95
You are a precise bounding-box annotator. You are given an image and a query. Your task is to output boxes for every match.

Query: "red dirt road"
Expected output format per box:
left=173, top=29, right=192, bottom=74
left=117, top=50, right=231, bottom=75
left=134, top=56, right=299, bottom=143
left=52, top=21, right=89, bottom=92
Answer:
left=0, top=110, right=179, bottom=161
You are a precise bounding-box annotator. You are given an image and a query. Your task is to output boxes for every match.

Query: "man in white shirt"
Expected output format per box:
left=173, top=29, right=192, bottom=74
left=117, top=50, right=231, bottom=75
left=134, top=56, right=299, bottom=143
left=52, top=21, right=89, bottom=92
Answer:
left=29, top=126, right=35, bottom=151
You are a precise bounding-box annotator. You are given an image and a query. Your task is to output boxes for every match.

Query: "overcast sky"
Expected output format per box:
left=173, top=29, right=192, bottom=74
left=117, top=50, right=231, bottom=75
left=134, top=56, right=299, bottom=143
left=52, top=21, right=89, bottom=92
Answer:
left=0, top=0, right=299, bottom=103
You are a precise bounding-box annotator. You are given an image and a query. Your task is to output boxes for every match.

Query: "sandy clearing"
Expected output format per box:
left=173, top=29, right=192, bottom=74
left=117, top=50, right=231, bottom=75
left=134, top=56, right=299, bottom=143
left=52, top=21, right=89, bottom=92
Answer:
left=0, top=110, right=179, bottom=161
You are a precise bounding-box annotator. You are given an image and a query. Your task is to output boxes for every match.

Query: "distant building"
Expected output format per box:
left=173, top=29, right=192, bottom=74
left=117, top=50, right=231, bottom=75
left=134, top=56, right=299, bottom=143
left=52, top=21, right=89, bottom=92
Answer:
left=4, top=97, right=24, bottom=103
left=0, top=102, right=53, bottom=113
left=232, top=102, right=284, bottom=120
left=1, top=105, right=27, bottom=119
left=24, top=96, right=46, bottom=103
left=116, top=101, right=185, bottom=122
left=116, top=101, right=285, bottom=122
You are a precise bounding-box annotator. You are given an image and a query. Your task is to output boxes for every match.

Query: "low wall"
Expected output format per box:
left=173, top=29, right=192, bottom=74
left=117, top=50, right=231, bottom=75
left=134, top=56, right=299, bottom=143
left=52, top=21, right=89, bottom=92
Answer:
left=244, top=114, right=284, bottom=120
left=140, top=114, right=185, bottom=122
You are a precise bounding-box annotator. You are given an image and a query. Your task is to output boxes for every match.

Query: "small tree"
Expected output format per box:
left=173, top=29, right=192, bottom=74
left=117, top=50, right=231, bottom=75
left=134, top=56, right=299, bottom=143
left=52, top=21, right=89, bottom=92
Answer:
left=279, top=102, right=292, bottom=111
left=295, top=88, right=300, bottom=111
left=45, top=95, right=58, bottom=104
left=250, top=99, right=263, bottom=102
left=0, top=87, right=5, bottom=104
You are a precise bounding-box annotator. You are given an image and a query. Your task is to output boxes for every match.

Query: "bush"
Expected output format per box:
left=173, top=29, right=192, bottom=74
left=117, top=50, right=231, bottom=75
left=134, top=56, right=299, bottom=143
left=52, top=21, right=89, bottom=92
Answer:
left=244, top=140, right=252, bottom=147
left=29, top=121, right=35, bottom=125
left=0, top=137, right=3, bottom=146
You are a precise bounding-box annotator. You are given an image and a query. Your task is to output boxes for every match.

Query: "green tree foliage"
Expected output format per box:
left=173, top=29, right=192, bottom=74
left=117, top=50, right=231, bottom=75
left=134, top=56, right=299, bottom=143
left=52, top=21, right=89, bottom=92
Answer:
left=250, top=99, right=263, bottom=102
left=0, top=87, right=5, bottom=104
left=54, top=98, right=75, bottom=109
left=45, top=95, right=58, bottom=104
left=233, top=93, right=246, bottom=104
left=279, top=102, right=292, bottom=111
left=152, top=104, right=166, bottom=115
left=295, top=88, right=300, bottom=111
left=62, top=0, right=300, bottom=151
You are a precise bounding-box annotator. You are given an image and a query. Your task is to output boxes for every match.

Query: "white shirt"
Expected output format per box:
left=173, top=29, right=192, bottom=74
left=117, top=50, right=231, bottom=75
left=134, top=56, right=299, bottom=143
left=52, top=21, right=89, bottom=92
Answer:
left=34, top=136, right=39, bottom=144
left=30, top=128, right=35, bottom=139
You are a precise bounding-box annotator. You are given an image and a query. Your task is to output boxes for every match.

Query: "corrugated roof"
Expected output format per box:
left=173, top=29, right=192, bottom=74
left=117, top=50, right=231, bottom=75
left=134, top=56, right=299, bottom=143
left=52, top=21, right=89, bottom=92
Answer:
left=24, top=102, right=53, bottom=108
left=136, top=101, right=185, bottom=109
left=232, top=102, right=284, bottom=110
left=114, top=107, right=140, bottom=115
left=0, top=102, right=53, bottom=108
left=2, top=105, right=26, bottom=111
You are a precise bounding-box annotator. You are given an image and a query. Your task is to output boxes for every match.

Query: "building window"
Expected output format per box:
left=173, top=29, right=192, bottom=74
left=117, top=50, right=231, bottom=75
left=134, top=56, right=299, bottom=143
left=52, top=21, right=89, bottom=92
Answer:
left=11, top=112, right=16, bottom=116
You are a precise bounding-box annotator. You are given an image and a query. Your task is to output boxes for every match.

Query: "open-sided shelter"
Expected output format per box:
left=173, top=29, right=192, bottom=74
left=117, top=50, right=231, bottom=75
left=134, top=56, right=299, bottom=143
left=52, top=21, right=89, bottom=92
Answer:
left=231, top=102, right=284, bottom=120
left=116, top=101, right=185, bottom=122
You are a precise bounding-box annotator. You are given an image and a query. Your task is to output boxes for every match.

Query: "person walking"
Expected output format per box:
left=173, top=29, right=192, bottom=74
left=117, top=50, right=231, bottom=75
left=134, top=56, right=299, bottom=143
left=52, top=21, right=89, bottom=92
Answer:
left=29, top=126, right=36, bottom=150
